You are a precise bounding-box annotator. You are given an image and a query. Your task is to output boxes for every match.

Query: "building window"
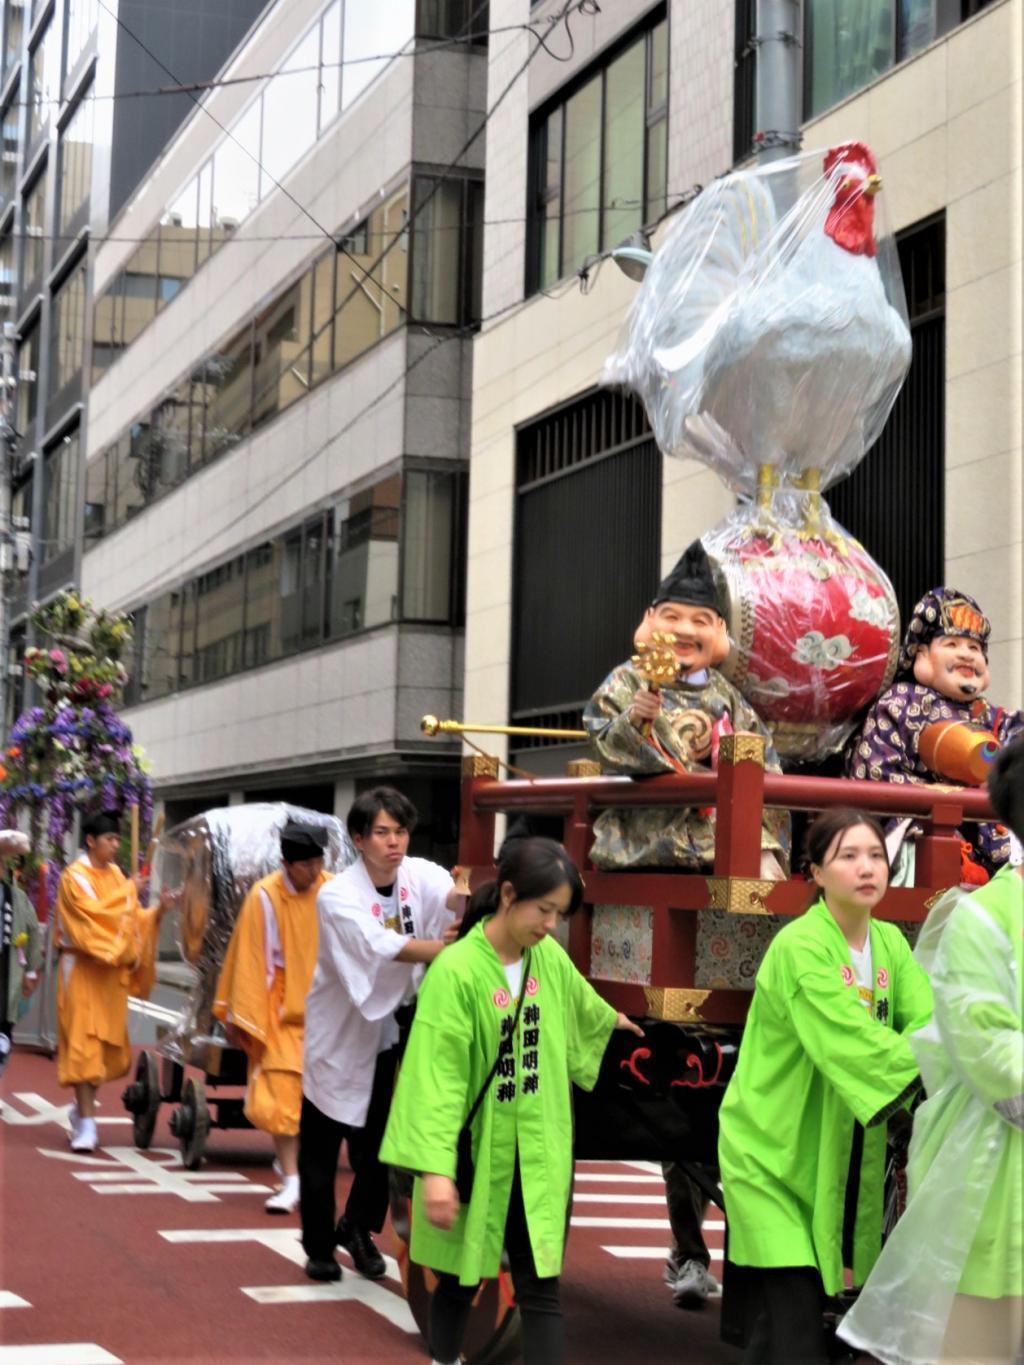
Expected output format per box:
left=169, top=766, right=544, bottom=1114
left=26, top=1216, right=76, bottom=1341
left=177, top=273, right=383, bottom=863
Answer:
left=42, top=428, right=78, bottom=563
left=733, top=0, right=756, bottom=163
left=529, top=13, right=668, bottom=292
left=804, top=0, right=994, bottom=120
left=49, top=257, right=87, bottom=409
left=57, top=86, right=94, bottom=239
left=828, top=215, right=945, bottom=626
left=15, top=320, right=38, bottom=438
left=0, top=231, right=13, bottom=328
left=329, top=475, right=400, bottom=638
left=83, top=448, right=106, bottom=540
left=402, top=468, right=466, bottom=622
left=195, top=554, right=246, bottom=683
left=3, top=0, right=24, bottom=78
left=22, top=171, right=46, bottom=300
left=416, top=0, right=489, bottom=40
left=512, top=389, right=660, bottom=727
left=64, top=0, right=98, bottom=82
left=410, top=175, right=483, bottom=325
left=0, top=91, right=18, bottom=206
left=28, top=18, right=59, bottom=149
left=333, top=185, right=407, bottom=370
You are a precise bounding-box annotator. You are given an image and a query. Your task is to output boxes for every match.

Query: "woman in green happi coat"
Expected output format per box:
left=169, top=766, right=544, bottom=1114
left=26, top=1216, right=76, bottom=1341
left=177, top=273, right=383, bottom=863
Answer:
left=718, top=807, right=934, bottom=1364
left=379, top=837, right=643, bottom=1365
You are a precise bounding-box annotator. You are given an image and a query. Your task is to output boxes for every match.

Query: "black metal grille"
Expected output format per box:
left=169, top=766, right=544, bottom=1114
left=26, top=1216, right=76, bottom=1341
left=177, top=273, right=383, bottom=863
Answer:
left=829, top=215, right=945, bottom=627
left=733, top=0, right=757, bottom=163
left=512, top=390, right=661, bottom=719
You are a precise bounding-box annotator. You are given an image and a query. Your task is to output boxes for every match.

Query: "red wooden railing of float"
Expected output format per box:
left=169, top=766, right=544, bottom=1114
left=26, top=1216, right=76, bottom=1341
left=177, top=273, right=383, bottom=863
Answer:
left=456, top=736, right=995, bottom=1026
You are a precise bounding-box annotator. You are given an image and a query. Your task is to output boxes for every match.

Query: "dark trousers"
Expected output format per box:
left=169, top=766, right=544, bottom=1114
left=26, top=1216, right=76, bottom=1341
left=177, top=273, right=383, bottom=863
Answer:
left=298, top=1044, right=399, bottom=1261
left=741, top=1266, right=828, bottom=1365
left=428, top=1157, right=563, bottom=1365
left=663, top=1161, right=710, bottom=1267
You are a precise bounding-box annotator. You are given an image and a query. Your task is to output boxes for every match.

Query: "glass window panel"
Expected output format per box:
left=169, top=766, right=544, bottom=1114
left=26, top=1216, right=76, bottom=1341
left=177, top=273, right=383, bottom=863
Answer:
left=196, top=160, right=213, bottom=267
left=111, top=434, right=143, bottom=528
left=50, top=260, right=87, bottom=396
left=602, top=40, right=644, bottom=248
left=22, top=174, right=46, bottom=295
left=252, top=272, right=313, bottom=429
left=43, top=430, right=78, bottom=562
left=645, top=116, right=667, bottom=224
left=261, top=27, right=319, bottom=187
left=91, top=278, right=123, bottom=384
left=807, top=0, right=894, bottom=118
left=402, top=470, right=453, bottom=620
left=341, top=1, right=414, bottom=109
left=64, top=0, right=98, bottom=78
left=310, top=250, right=334, bottom=385
left=150, top=380, right=192, bottom=491
left=318, top=0, right=341, bottom=131
left=211, top=99, right=261, bottom=242
left=329, top=475, right=400, bottom=637
left=301, top=515, right=326, bottom=646
left=28, top=20, right=58, bottom=147
left=333, top=187, right=407, bottom=370
left=243, top=540, right=283, bottom=667
left=177, top=582, right=197, bottom=688
left=411, top=177, right=461, bottom=324
left=203, top=325, right=253, bottom=459
left=15, top=323, right=38, bottom=435
left=538, top=106, right=562, bottom=291
left=1, top=94, right=18, bottom=204
left=560, top=76, right=601, bottom=274
left=0, top=232, right=13, bottom=329
left=3, top=1, right=23, bottom=77
left=158, top=179, right=199, bottom=308
left=899, top=0, right=935, bottom=57
left=83, top=449, right=107, bottom=541
left=137, top=592, right=175, bottom=701
left=279, top=528, right=303, bottom=654
left=195, top=555, right=245, bottom=683
left=648, top=18, right=668, bottom=113
left=58, top=89, right=94, bottom=235
left=121, top=233, right=159, bottom=344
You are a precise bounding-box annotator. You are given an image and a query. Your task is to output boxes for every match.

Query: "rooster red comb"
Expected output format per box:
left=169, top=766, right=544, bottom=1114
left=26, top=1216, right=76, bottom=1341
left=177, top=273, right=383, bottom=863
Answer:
left=823, top=141, right=877, bottom=181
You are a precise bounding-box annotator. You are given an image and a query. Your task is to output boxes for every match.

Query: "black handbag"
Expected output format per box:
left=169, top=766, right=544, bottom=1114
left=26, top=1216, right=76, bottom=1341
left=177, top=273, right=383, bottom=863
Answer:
left=454, top=950, right=531, bottom=1204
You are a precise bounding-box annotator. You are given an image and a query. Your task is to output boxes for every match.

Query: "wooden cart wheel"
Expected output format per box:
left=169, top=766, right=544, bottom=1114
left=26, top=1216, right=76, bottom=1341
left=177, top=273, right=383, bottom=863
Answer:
left=125, top=1051, right=161, bottom=1149
left=388, top=1173, right=519, bottom=1364
left=170, top=1076, right=210, bottom=1170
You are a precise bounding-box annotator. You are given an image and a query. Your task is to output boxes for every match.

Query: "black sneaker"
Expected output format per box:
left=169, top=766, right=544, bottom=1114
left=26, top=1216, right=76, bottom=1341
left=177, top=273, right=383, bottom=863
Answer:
left=304, top=1257, right=342, bottom=1282
left=336, top=1216, right=386, bottom=1279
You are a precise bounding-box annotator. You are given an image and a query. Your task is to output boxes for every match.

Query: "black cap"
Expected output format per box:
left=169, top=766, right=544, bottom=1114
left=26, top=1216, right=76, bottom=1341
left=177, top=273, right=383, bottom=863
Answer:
left=280, top=820, right=328, bottom=863
left=651, top=540, right=723, bottom=616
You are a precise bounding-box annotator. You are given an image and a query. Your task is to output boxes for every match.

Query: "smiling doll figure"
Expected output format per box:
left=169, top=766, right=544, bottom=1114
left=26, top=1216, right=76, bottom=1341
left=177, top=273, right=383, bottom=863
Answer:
left=848, top=587, right=1024, bottom=875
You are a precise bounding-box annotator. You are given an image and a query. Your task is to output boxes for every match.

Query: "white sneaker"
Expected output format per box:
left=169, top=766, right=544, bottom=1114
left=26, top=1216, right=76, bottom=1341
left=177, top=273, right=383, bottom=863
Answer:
left=265, top=1175, right=299, bottom=1214
left=70, top=1116, right=98, bottom=1153
left=671, top=1258, right=718, bottom=1309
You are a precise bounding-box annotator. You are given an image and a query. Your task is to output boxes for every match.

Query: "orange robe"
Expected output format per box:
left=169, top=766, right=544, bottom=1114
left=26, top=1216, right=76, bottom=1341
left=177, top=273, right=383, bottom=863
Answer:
left=56, top=855, right=159, bottom=1088
left=213, top=869, right=328, bottom=1136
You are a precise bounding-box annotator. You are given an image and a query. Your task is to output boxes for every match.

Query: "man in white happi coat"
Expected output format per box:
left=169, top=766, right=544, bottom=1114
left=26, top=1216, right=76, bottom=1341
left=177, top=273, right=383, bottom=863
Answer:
left=299, top=786, right=458, bottom=1283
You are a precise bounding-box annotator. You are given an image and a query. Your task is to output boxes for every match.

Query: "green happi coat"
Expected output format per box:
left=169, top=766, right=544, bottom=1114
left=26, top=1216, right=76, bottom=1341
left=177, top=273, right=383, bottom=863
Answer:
left=718, top=898, right=933, bottom=1295
left=379, top=922, right=618, bottom=1285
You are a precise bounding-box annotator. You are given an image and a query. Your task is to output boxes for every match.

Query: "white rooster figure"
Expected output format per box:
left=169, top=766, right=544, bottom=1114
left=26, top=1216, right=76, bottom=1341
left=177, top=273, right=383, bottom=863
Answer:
left=606, top=142, right=912, bottom=495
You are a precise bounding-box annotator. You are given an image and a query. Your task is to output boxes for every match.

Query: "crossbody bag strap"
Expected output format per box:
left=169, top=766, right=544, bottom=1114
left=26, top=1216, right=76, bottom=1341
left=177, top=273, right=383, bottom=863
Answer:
left=463, top=948, right=532, bottom=1129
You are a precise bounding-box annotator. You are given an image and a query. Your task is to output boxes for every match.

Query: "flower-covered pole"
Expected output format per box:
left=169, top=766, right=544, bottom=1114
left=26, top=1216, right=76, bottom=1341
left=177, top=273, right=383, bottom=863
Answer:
left=0, top=591, right=152, bottom=912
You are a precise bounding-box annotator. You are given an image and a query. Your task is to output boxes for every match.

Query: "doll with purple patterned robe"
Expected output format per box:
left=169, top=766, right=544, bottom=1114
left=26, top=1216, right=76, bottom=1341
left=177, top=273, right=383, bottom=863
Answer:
left=848, top=588, right=1023, bottom=875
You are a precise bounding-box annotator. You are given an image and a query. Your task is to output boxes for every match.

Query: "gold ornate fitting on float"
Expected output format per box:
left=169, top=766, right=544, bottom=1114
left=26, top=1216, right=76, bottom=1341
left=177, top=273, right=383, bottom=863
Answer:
left=461, top=754, right=500, bottom=779
left=706, top=876, right=776, bottom=915
left=567, top=759, right=602, bottom=777
left=644, top=987, right=711, bottom=1022
left=718, top=733, right=766, bottom=767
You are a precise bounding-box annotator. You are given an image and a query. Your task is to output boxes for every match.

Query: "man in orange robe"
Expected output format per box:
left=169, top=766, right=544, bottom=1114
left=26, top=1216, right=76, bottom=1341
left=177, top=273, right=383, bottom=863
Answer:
left=213, top=820, right=330, bottom=1214
left=57, top=809, right=176, bottom=1153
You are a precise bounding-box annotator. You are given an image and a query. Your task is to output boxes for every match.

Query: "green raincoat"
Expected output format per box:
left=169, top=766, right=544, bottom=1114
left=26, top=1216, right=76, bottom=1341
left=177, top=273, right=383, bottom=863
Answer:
left=379, top=922, right=618, bottom=1285
left=718, top=898, right=933, bottom=1295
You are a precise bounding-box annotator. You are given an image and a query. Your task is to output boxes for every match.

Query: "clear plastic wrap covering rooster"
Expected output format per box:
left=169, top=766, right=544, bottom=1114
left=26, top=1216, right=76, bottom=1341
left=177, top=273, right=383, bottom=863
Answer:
left=604, top=142, right=912, bottom=496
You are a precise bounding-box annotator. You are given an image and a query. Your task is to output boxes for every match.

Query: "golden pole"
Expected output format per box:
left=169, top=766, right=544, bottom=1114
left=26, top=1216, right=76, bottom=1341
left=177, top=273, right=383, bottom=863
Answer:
left=421, top=715, right=589, bottom=741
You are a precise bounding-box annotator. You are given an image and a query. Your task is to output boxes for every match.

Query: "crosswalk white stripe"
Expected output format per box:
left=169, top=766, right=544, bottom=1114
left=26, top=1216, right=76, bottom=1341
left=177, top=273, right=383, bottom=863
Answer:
left=570, top=1216, right=671, bottom=1229
left=600, top=1246, right=726, bottom=1264
left=0, top=1347, right=123, bottom=1363
left=573, top=1173, right=665, bottom=1184
left=0, top=1292, right=30, bottom=1309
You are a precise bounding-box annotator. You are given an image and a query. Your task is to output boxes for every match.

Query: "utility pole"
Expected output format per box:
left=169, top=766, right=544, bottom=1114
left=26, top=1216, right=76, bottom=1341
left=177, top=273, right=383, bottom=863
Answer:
left=754, top=0, right=802, bottom=164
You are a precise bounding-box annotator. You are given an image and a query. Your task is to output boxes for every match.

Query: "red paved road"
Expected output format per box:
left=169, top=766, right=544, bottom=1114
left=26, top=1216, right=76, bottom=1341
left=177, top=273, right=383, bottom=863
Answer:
left=1, top=1048, right=741, bottom=1364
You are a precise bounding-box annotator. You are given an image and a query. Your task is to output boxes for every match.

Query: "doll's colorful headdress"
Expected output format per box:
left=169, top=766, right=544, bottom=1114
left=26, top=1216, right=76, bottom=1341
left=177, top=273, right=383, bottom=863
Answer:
left=897, top=587, right=991, bottom=674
